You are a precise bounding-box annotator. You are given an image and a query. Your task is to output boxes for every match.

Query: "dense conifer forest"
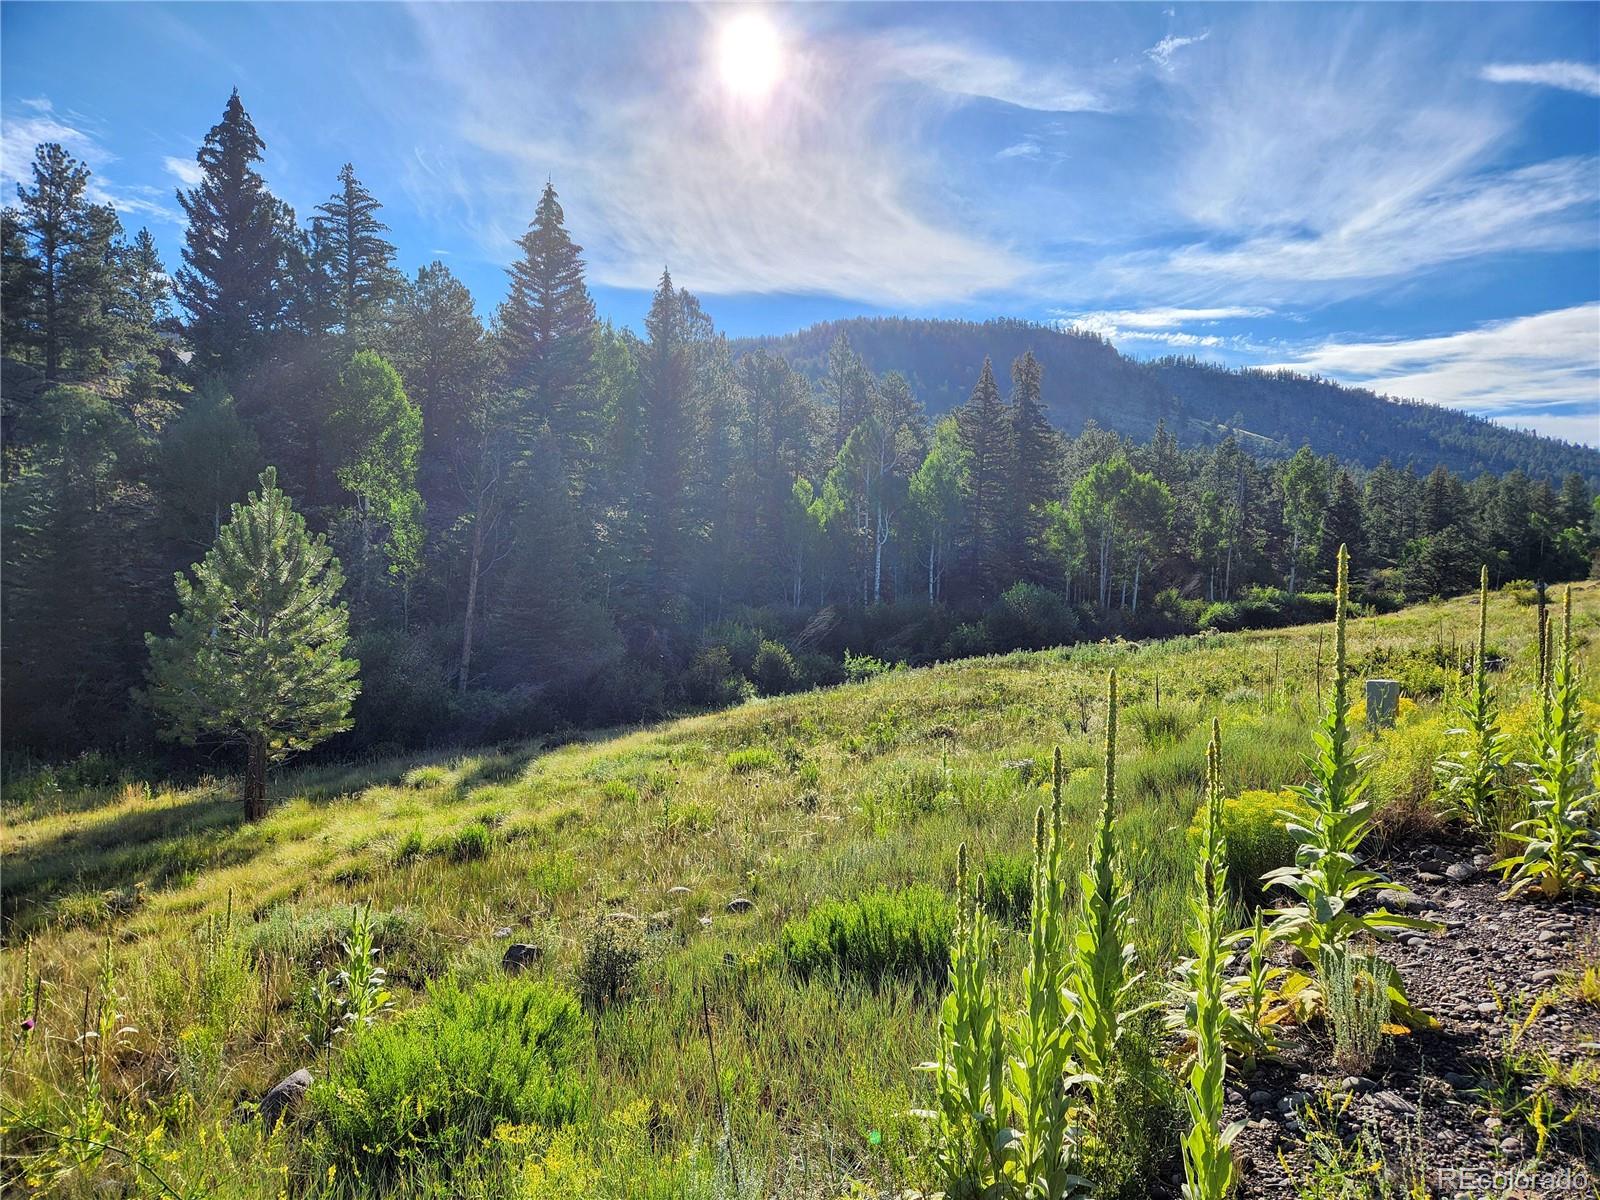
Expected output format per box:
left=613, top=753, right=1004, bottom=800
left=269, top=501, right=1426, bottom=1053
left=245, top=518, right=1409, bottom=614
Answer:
left=3, top=89, right=1597, bottom=764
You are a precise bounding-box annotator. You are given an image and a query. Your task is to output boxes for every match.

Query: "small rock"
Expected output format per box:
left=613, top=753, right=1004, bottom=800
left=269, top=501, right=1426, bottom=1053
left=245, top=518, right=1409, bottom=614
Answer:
left=1446, top=898, right=1469, bottom=910
left=1417, top=872, right=1446, bottom=884
left=501, top=943, right=542, bottom=973
left=1499, top=1135, right=1523, bottom=1157
left=1340, top=1076, right=1377, bottom=1094
left=1473, top=853, right=1493, bottom=869
left=1369, top=1091, right=1416, bottom=1117
left=1376, top=889, right=1423, bottom=912
left=1538, top=930, right=1565, bottom=944
left=1249, top=1090, right=1274, bottom=1107
left=646, top=910, right=673, bottom=932
left=1532, top=968, right=1566, bottom=984
left=1443, top=1072, right=1477, bottom=1091
left=260, top=1069, right=312, bottom=1128
left=1484, top=1117, right=1503, bottom=1131
left=1477, top=1001, right=1499, bottom=1016
left=725, top=896, right=755, bottom=914
left=492, top=925, right=512, bottom=938
left=1445, top=862, right=1477, bottom=883
left=698, top=915, right=713, bottom=929
left=666, top=885, right=692, bottom=898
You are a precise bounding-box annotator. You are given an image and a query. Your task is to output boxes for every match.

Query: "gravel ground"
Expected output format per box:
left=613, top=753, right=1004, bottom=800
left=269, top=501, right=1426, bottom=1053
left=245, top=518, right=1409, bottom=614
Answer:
left=1192, top=832, right=1599, bottom=1199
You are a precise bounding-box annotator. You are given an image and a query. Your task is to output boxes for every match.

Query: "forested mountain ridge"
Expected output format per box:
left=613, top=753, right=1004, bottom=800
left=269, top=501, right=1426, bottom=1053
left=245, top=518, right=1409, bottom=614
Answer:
left=738, top=317, right=1600, bottom=482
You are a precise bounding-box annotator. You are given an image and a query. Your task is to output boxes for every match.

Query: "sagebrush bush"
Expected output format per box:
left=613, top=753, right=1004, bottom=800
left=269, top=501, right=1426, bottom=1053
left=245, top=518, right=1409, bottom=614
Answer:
left=242, top=902, right=432, bottom=972
left=780, top=884, right=954, bottom=983
left=309, top=976, right=587, bottom=1181
left=751, top=639, right=800, bottom=695
left=576, top=915, right=647, bottom=1010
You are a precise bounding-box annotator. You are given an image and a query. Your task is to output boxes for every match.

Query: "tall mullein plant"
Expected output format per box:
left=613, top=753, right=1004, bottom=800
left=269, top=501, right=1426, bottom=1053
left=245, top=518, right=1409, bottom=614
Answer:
left=926, top=844, right=1013, bottom=1194
left=1437, top=566, right=1513, bottom=845
left=1265, top=547, right=1435, bottom=1014
left=1182, top=720, right=1238, bottom=1200
left=1071, top=669, right=1145, bottom=1103
left=1010, top=750, right=1093, bottom=1198
left=1501, top=588, right=1599, bottom=899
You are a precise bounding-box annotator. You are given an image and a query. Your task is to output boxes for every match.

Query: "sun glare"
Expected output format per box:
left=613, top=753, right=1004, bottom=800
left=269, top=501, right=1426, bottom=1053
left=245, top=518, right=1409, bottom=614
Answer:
left=717, top=12, right=784, bottom=102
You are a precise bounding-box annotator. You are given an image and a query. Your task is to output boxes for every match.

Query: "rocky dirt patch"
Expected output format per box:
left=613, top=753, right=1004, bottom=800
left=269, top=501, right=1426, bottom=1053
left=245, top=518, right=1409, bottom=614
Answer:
left=1214, top=832, right=1598, bottom=1199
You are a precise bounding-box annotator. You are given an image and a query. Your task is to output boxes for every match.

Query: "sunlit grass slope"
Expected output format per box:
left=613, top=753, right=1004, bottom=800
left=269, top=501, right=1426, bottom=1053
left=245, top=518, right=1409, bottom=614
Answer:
left=3, top=583, right=1595, bottom=1197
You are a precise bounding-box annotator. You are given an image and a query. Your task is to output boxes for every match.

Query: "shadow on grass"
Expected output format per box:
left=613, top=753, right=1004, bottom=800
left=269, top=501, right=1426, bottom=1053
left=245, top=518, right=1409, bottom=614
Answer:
left=2, top=785, right=275, bottom=940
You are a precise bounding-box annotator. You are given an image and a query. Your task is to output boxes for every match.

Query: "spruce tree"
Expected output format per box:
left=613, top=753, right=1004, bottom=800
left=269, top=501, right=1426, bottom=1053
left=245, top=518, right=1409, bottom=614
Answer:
left=1004, top=350, right=1058, bottom=583
left=174, top=90, right=286, bottom=374
left=954, top=357, right=1008, bottom=597
left=822, top=332, right=874, bottom=454
left=1316, top=470, right=1365, bottom=582
left=145, top=467, right=359, bottom=820
left=388, top=261, right=493, bottom=503
left=13, top=143, right=91, bottom=380
left=635, top=269, right=699, bottom=600
left=498, top=182, right=597, bottom=472
left=312, top=163, right=400, bottom=346
left=1, top=206, right=42, bottom=359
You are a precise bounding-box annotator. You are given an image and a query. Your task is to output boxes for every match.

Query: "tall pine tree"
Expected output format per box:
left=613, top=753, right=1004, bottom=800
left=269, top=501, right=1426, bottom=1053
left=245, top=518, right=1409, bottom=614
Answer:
left=312, top=163, right=400, bottom=346
left=955, top=357, right=1008, bottom=597
left=174, top=90, right=286, bottom=374
left=1004, top=350, right=1058, bottom=583
left=498, top=182, right=598, bottom=479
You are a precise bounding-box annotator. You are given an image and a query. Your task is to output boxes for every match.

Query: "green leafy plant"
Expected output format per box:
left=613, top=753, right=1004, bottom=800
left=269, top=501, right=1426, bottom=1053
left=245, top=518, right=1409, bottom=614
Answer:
left=1070, top=669, right=1148, bottom=1101
left=1180, top=720, right=1239, bottom=1200
left=299, top=903, right=394, bottom=1048
left=576, top=915, right=646, bottom=1011
left=921, top=845, right=1014, bottom=1194
left=1009, top=749, right=1094, bottom=1197
left=1499, top=587, right=1599, bottom=898
left=1265, top=546, right=1436, bottom=1026
left=1436, top=566, right=1516, bottom=850
left=1187, top=788, right=1314, bottom=897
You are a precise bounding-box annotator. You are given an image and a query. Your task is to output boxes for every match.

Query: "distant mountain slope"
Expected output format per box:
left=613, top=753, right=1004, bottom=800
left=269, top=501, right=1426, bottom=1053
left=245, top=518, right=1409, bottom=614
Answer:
left=735, top=317, right=1599, bottom=481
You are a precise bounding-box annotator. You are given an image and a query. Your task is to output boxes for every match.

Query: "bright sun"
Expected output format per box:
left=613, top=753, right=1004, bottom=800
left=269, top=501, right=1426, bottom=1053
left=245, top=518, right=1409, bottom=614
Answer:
left=717, top=12, right=783, bottom=102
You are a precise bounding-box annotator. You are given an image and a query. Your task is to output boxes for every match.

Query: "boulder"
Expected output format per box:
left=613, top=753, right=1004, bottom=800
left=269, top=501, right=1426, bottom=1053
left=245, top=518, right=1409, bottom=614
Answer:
left=260, top=1068, right=312, bottom=1128
left=501, top=943, right=543, bottom=973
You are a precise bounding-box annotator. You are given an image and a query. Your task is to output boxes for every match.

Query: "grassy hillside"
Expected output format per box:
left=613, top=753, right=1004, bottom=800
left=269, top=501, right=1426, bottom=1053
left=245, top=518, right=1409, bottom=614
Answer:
left=3, top=584, right=1596, bottom=1197
left=736, top=317, right=1600, bottom=481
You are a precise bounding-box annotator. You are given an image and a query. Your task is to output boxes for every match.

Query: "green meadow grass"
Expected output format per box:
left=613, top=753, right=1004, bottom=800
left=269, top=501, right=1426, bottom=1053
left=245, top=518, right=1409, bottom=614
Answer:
left=2, top=584, right=1594, bottom=1198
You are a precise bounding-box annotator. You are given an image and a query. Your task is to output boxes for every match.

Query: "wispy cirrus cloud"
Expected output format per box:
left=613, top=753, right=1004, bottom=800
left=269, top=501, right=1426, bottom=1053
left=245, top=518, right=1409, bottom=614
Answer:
left=405, top=6, right=1033, bottom=305
left=871, top=35, right=1107, bottom=112
left=1145, top=30, right=1209, bottom=70
left=162, top=155, right=204, bottom=187
left=2, top=97, right=181, bottom=225
left=1259, top=304, right=1600, bottom=445
left=1481, top=60, right=1600, bottom=98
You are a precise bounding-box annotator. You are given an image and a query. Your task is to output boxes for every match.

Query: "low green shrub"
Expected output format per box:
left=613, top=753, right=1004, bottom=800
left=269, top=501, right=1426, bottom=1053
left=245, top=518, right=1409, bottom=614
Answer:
left=242, top=902, right=432, bottom=972
left=779, top=884, right=954, bottom=984
left=984, top=581, right=1079, bottom=651
left=1188, top=789, right=1314, bottom=894
left=309, top=977, right=587, bottom=1181
left=843, top=649, right=894, bottom=682
left=978, top=851, right=1032, bottom=927
left=683, top=645, right=747, bottom=708
left=751, top=639, right=799, bottom=695
left=437, top=819, right=493, bottom=863
left=726, top=747, right=777, bottom=774
left=1126, top=701, right=1198, bottom=748
left=392, top=826, right=425, bottom=864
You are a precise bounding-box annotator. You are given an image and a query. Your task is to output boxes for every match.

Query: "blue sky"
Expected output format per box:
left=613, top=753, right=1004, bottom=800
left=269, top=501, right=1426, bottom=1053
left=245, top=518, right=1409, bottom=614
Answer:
left=3, top=2, right=1598, bottom=444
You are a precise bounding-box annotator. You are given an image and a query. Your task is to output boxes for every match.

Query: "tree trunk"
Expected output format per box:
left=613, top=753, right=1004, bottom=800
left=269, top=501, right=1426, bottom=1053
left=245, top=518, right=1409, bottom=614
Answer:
left=1288, top=528, right=1300, bottom=596
left=1132, top=551, right=1142, bottom=615
left=243, top=732, right=268, bottom=822
left=457, top=513, right=485, bottom=695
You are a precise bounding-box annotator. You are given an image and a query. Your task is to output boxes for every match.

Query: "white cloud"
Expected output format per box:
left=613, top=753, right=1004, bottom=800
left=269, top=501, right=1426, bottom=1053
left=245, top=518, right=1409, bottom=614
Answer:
left=1259, top=305, right=1600, bottom=445
left=1054, top=305, right=1272, bottom=348
left=872, top=36, right=1107, bottom=112
left=163, top=155, right=204, bottom=187
left=1090, top=20, right=1600, bottom=307
left=1145, top=31, right=1210, bottom=70
left=1481, top=61, right=1600, bottom=98
left=406, top=7, right=1031, bottom=305
left=2, top=96, right=180, bottom=225
left=996, top=139, right=1042, bottom=160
